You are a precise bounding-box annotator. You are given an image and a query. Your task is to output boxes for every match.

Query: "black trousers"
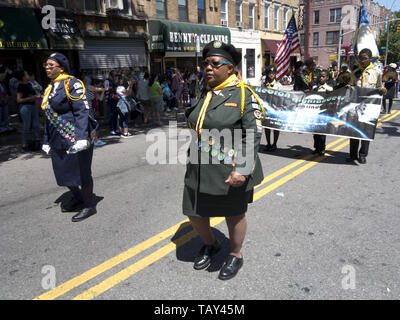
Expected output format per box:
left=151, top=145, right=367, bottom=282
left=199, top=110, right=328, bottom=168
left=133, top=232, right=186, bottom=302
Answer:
left=382, top=98, right=393, bottom=113
left=313, top=134, right=326, bottom=152
left=264, top=128, right=280, bottom=145
left=349, top=139, right=370, bottom=159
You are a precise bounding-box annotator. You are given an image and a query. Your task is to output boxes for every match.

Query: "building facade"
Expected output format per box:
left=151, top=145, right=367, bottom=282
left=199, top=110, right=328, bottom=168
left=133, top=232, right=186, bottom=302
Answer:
left=1, top=0, right=302, bottom=87
left=299, top=0, right=391, bottom=68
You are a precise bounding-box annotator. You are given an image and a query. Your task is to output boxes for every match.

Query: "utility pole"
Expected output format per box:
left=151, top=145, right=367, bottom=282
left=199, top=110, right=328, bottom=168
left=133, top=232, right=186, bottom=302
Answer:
left=384, top=14, right=391, bottom=66
left=305, top=0, right=311, bottom=58
left=337, top=19, right=343, bottom=72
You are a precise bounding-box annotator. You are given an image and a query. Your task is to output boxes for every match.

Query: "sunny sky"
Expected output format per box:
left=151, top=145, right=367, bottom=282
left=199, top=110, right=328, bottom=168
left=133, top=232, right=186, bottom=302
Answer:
left=374, top=0, right=400, bottom=11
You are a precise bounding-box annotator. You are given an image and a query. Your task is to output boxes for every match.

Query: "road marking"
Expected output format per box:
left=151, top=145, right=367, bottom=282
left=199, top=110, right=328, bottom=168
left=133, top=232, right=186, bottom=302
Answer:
left=34, top=111, right=400, bottom=300
left=34, top=219, right=191, bottom=300
left=72, top=218, right=225, bottom=300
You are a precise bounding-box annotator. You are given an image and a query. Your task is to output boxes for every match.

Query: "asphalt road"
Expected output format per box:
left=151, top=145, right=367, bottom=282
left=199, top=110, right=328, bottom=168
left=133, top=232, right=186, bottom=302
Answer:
left=1, top=104, right=400, bottom=301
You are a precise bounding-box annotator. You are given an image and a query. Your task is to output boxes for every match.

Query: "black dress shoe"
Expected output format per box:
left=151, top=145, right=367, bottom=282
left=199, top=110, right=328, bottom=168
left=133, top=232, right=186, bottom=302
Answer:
left=71, top=207, right=97, bottom=222
left=193, top=240, right=221, bottom=270
left=61, top=198, right=84, bottom=212
left=218, top=254, right=243, bottom=280
left=358, top=156, right=367, bottom=164
left=345, top=156, right=357, bottom=163
left=269, top=144, right=277, bottom=152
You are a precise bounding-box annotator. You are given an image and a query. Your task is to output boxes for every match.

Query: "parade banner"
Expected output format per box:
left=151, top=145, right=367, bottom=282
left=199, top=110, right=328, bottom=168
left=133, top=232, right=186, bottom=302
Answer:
left=253, top=86, right=382, bottom=141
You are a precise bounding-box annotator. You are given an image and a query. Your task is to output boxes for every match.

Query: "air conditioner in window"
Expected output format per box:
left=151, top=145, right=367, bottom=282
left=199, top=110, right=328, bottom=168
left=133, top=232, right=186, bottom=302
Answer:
left=105, top=0, right=123, bottom=10
left=221, top=20, right=228, bottom=26
left=236, top=21, right=243, bottom=28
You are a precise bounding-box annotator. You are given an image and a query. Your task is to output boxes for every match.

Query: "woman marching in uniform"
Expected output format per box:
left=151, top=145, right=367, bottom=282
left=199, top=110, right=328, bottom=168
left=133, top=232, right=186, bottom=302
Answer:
left=183, top=41, right=266, bottom=280
left=41, top=53, right=97, bottom=222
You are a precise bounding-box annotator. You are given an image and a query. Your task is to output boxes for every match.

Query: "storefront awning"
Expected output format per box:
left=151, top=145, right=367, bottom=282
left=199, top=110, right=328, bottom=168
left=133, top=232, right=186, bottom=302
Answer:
left=263, top=39, right=281, bottom=57
left=0, top=7, right=48, bottom=49
left=148, top=20, right=230, bottom=53
left=35, top=9, right=84, bottom=50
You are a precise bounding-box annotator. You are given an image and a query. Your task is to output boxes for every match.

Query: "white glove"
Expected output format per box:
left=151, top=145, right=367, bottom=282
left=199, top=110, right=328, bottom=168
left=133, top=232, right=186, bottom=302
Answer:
left=66, top=140, right=89, bottom=154
left=42, top=144, right=51, bottom=155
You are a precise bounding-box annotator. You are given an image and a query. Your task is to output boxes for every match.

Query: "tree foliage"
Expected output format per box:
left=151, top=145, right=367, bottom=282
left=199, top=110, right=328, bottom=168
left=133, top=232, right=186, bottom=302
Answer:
left=377, top=11, right=400, bottom=64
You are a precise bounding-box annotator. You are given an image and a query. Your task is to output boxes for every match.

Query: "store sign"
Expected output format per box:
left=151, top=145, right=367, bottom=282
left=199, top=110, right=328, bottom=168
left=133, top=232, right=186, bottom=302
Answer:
left=0, top=41, right=42, bottom=48
left=149, top=20, right=230, bottom=53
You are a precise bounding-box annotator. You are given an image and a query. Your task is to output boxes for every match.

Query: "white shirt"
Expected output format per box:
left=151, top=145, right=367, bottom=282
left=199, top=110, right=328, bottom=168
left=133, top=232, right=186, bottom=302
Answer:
left=116, top=86, right=127, bottom=98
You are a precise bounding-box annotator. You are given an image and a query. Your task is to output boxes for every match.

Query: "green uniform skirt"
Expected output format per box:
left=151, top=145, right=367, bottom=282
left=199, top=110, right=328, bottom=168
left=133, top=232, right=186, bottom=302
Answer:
left=182, top=185, right=254, bottom=217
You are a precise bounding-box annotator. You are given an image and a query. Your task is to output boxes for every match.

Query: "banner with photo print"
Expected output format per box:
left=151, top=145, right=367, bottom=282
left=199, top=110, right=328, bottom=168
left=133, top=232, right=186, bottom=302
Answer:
left=253, top=86, right=382, bottom=141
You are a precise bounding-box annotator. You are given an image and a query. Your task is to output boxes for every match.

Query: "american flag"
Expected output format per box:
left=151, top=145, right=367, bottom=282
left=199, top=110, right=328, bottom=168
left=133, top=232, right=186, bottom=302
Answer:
left=275, top=16, right=300, bottom=80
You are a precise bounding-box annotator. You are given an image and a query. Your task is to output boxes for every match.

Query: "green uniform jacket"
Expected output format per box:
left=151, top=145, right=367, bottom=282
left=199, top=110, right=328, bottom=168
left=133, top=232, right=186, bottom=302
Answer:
left=184, top=85, right=264, bottom=196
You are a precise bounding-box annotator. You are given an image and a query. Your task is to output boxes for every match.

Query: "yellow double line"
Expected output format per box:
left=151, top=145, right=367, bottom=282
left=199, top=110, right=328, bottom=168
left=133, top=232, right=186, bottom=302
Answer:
left=34, top=110, right=400, bottom=300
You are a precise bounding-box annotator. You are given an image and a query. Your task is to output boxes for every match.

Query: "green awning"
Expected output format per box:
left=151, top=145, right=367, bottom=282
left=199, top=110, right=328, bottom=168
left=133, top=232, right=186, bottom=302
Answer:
left=0, top=7, right=48, bottom=49
left=149, top=20, right=230, bottom=53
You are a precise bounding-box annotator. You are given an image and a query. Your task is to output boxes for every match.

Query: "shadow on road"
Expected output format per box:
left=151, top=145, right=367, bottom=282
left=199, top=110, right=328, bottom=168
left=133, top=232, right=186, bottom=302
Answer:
left=172, top=221, right=230, bottom=273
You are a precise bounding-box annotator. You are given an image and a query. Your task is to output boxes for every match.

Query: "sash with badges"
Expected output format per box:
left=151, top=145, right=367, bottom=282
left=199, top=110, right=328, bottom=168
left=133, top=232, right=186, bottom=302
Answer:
left=41, top=73, right=86, bottom=145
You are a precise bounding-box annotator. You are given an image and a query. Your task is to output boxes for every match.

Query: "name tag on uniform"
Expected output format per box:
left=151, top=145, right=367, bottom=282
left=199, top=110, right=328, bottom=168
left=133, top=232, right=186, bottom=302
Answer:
left=224, top=102, right=237, bottom=107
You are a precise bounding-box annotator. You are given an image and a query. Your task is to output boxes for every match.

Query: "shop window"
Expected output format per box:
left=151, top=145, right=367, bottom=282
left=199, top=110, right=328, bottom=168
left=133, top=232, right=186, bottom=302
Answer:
left=246, top=48, right=255, bottom=79
left=156, top=0, right=166, bottom=19
left=84, top=0, right=101, bottom=11
left=179, top=0, right=188, bottom=22
left=198, top=0, right=206, bottom=24
left=46, top=0, right=65, bottom=7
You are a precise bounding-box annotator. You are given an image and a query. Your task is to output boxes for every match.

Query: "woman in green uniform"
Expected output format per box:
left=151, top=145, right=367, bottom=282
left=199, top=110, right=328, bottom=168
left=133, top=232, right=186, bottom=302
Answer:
left=183, top=41, right=265, bottom=280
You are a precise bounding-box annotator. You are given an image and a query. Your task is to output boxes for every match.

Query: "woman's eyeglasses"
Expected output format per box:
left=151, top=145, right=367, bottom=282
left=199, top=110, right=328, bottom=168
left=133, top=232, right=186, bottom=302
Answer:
left=43, top=63, right=60, bottom=69
left=201, top=60, right=231, bottom=69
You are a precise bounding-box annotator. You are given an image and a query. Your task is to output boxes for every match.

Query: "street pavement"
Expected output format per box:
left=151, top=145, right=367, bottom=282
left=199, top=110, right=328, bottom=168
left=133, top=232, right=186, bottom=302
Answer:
left=1, top=103, right=400, bottom=301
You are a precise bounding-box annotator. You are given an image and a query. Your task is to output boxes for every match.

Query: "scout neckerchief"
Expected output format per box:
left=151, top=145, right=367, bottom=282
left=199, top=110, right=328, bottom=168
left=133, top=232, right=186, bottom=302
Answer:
left=41, top=73, right=86, bottom=144
left=195, top=74, right=266, bottom=137
left=266, top=79, right=277, bottom=89
left=357, top=62, right=374, bottom=87
left=304, top=68, right=313, bottom=86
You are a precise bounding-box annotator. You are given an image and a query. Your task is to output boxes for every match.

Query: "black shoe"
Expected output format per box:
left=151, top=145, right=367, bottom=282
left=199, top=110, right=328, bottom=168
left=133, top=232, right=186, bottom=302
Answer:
left=263, top=144, right=272, bottom=152
left=71, top=207, right=97, bottom=222
left=218, top=254, right=244, bottom=280
left=193, top=240, right=221, bottom=270
left=61, top=197, right=84, bottom=212
left=269, top=144, right=277, bottom=152
left=345, top=156, right=357, bottom=163
left=358, top=156, right=367, bottom=164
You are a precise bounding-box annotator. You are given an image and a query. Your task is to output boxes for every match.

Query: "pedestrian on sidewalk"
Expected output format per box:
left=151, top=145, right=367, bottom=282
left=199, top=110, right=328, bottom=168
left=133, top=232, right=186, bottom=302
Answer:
left=183, top=40, right=266, bottom=281
left=41, top=52, right=97, bottom=222
left=116, top=77, right=134, bottom=138
left=149, top=73, right=163, bottom=126
left=16, top=70, right=41, bottom=152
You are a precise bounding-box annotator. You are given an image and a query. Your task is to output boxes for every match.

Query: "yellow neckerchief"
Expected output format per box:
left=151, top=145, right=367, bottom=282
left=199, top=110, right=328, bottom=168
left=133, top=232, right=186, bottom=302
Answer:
left=266, top=79, right=277, bottom=89
left=305, top=68, right=313, bottom=85
left=359, top=62, right=374, bottom=87
left=41, top=73, right=85, bottom=110
left=195, top=74, right=266, bottom=137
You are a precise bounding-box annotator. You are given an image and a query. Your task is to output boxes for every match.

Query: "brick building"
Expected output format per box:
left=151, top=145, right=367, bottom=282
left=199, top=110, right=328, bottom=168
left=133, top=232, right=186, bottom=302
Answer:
left=299, top=0, right=391, bottom=68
